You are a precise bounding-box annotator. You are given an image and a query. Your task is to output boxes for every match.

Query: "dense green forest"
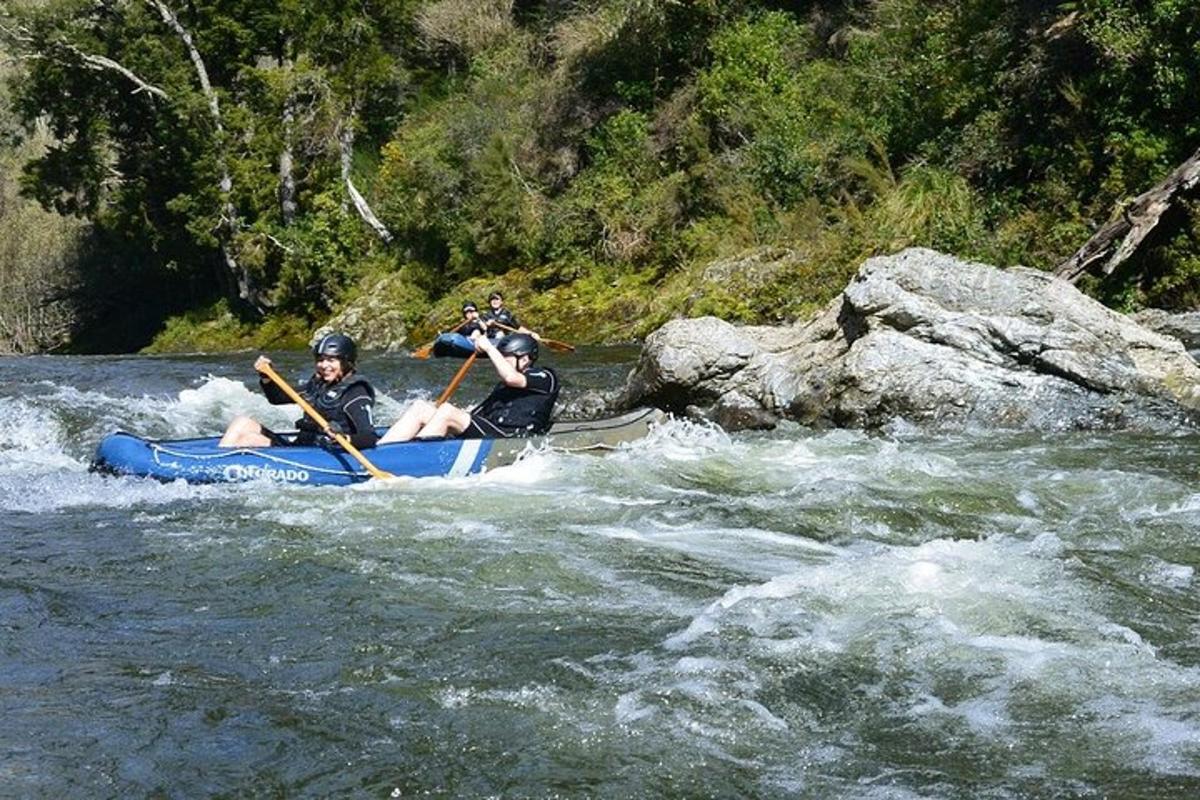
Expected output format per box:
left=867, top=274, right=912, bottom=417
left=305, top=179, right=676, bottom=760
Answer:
left=1, top=0, right=1198, bottom=353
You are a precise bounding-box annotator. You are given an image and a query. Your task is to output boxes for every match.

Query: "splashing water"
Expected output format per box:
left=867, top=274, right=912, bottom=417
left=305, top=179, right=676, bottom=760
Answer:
left=1, top=351, right=1198, bottom=797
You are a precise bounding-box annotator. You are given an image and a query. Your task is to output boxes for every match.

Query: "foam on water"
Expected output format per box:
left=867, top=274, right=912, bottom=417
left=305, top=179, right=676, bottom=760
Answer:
left=628, top=526, right=1200, bottom=781
left=5, top=356, right=1200, bottom=796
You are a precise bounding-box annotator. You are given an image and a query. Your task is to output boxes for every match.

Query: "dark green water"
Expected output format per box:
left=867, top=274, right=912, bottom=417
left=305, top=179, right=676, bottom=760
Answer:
left=2, top=349, right=1198, bottom=797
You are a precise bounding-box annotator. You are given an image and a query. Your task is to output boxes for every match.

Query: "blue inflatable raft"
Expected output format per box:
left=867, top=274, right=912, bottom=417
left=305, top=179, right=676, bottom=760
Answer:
left=431, top=332, right=477, bottom=358
left=91, top=408, right=665, bottom=486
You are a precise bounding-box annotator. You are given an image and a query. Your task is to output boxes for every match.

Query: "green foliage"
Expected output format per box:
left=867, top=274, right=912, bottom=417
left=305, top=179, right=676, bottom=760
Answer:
left=696, top=12, right=879, bottom=204
left=270, top=192, right=375, bottom=313
left=5, top=0, right=1200, bottom=352
left=550, top=109, right=678, bottom=267
left=142, top=299, right=310, bottom=353
left=863, top=163, right=990, bottom=258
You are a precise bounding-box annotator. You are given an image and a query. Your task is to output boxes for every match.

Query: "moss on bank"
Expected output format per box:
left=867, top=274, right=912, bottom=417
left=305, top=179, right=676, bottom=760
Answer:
left=142, top=300, right=311, bottom=354
left=142, top=241, right=858, bottom=353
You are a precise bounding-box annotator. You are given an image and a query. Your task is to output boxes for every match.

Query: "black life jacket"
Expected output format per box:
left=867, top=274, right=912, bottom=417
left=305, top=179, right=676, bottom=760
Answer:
left=483, top=308, right=519, bottom=336
left=294, top=374, right=375, bottom=433
left=454, top=319, right=487, bottom=337
left=473, top=366, right=559, bottom=433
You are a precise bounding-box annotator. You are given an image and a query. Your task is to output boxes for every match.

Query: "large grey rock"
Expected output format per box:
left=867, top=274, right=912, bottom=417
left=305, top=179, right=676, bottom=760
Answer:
left=620, top=248, right=1200, bottom=432
left=1133, top=309, right=1200, bottom=353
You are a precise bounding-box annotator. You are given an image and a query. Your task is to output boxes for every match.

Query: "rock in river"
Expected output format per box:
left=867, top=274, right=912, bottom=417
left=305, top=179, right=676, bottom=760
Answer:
left=620, top=248, right=1200, bottom=432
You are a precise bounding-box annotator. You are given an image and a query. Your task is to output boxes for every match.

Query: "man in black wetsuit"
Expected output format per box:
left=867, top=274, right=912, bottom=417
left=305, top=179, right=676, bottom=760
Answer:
left=454, top=301, right=488, bottom=338
left=219, top=333, right=379, bottom=450
left=379, top=333, right=559, bottom=443
left=481, top=291, right=530, bottom=339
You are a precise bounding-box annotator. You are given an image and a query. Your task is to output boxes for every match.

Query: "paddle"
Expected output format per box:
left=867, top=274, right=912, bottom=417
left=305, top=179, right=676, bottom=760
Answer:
left=410, top=339, right=437, bottom=360
left=486, top=321, right=576, bottom=352
left=436, top=351, right=478, bottom=405
left=257, top=362, right=394, bottom=480
left=411, top=313, right=468, bottom=359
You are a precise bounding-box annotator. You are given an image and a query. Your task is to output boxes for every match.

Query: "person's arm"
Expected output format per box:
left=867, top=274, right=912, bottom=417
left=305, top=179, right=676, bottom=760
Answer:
left=516, top=325, right=539, bottom=340
left=475, top=335, right=526, bottom=388
left=255, top=355, right=299, bottom=405
left=322, top=384, right=379, bottom=449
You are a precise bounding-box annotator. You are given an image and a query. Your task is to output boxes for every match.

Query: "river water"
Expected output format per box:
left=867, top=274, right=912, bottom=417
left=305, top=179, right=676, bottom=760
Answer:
left=2, top=349, right=1199, bottom=798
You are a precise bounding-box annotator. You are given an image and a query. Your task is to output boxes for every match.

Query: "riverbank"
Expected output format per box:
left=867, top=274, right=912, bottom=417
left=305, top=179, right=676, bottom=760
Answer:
left=140, top=240, right=867, bottom=355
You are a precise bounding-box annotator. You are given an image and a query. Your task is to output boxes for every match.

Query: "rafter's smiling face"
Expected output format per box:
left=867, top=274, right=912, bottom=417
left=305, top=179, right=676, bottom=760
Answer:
left=314, top=354, right=346, bottom=383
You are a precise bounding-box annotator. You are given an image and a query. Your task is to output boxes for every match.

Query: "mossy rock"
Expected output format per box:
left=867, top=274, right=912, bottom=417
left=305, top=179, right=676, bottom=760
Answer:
left=321, top=271, right=428, bottom=352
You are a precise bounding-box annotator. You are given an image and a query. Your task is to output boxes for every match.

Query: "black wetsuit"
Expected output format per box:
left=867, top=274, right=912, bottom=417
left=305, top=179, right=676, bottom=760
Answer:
left=260, top=373, right=379, bottom=449
left=463, top=366, right=559, bottom=438
left=454, top=318, right=488, bottom=337
left=482, top=307, right=520, bottom=338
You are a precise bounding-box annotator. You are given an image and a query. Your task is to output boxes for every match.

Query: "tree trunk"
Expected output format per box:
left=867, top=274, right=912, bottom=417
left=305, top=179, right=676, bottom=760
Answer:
left=339, top=116, right=393, bottom=243
left=1056, top=146, right=1200, bottom=283
left=278, top=53, right=297, bottom=226
left=279, top=129, right=297, bottom=225
left=339, top=119, right=354, bottom=212
left=146, top=0, right=269, bottom=313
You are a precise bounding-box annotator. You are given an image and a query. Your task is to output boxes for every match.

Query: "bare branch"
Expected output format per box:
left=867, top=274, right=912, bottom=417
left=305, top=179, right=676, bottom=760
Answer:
left=347, top=177, right=394, bottom=243
left=0, top=19, right=168, bottom=100
left=145, top=0, right=269, bottom=312
left=60, top=43, right=169, bottom=99
left=338, top=115, right=393, bottom=243
left=509, top=155, right=538, bottom=198
left=264, top=232, right=294, bottom=253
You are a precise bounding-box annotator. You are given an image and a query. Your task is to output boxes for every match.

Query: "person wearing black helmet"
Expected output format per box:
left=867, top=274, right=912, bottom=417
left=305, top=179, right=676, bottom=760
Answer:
left=218, top=332, right=380, bottom=450
left=379, top=331, right=559, bottom=443
left=454, top=301, right=488, bottom=338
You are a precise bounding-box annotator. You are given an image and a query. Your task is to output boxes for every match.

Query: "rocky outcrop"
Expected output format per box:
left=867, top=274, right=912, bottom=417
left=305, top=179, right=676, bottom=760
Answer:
left=1132, top=309, right=1200, bottom=354
left=620, top=248, right=1200, bottom=432
left=321, top=272, right=422, bottom=352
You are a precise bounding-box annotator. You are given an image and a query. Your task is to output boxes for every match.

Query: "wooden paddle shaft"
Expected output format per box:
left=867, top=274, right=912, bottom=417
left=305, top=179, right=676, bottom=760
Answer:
left=412, top=313, right=471, bottom=358
left=257, top=363, right=392, bottom=480
left=436, top=351, right=477, bottom=405
left=486, top=321, right=575, bottom=352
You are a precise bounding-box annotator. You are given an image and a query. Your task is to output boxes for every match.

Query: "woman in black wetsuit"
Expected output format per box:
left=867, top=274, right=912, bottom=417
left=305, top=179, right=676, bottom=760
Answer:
left=218, top=333, right=379, bottom=450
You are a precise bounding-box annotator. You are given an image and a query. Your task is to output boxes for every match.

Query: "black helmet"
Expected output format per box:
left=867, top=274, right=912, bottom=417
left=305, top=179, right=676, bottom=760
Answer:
left=496, top=333, right=538, bottom=363
left=462, top=301, right=478, bottom=314
left=488, top=291, right=503, bottom=301
left=313, top=332, right=357, bottom=365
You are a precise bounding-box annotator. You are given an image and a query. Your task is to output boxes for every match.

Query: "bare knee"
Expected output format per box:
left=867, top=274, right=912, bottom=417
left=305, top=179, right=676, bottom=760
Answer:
left=379, top=399, right=438, bottom=444
left=418, top=403, right=469, bottom=438
left=220, top=415, right=268, bottom=448
left=411, top=399, right=437, bottom=419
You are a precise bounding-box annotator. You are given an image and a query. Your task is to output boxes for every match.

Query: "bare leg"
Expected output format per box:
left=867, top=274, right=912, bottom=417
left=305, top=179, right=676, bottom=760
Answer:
left=415, top=403, right=472, bottom=438
left=378, top=399, right=438, bottom=444
left=219, top=415, right=274, bottom=448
